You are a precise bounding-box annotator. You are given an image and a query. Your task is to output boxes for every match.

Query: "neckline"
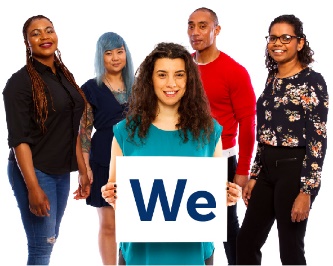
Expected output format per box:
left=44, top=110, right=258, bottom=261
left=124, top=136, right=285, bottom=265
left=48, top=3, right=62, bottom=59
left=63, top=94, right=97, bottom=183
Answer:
left=193, top=57, right=209, bottom=66
left=151, top=123, right=178, bottom=132
left=104, top=76, right=126, bottom=93
left=193, top=51, right=220, bottom=65
left=275, top=67, right=308, bottom=79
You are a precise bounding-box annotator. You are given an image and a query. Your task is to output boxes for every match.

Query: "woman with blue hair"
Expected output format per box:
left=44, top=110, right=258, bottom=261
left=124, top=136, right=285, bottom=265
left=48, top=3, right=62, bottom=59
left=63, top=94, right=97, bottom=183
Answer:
left=77, top=32, right=134, bottom=265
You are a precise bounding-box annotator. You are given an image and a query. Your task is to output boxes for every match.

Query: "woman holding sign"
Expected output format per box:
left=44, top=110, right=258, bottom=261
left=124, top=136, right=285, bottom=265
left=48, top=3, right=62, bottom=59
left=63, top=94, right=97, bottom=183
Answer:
left=101, top=42, right=241, bottom=265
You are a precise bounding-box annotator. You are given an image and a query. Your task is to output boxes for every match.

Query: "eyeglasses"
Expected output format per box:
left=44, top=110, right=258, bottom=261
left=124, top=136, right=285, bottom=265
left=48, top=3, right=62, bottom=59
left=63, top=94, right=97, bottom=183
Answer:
left=265, top=34, right=300, bottom=44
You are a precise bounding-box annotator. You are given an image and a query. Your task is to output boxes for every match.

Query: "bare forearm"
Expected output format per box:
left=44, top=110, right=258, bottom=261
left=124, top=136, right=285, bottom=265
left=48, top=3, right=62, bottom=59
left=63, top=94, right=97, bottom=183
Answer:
left=76, top=135, right=87, bottom=176
left=82, top=152, right=91, bottom=170
left=80, top=129, right=92, bottom=153
left=79, top=103, right=93, bottom=153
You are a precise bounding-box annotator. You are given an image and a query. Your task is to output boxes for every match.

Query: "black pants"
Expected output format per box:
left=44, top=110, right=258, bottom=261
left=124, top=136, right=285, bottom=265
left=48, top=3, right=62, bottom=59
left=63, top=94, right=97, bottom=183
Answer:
left=118, top=249, right=214, bottom=265
left=236, top=145, right=316, bottom=265
left=223, top=155, right=239, bottom=265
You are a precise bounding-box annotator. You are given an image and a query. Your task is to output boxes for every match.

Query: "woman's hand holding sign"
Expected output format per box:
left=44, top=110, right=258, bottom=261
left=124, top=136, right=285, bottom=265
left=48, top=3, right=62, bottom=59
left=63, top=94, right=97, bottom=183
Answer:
left=101, top=182, right=117, bottom=209
left=227, top=182, right=242, bottom=206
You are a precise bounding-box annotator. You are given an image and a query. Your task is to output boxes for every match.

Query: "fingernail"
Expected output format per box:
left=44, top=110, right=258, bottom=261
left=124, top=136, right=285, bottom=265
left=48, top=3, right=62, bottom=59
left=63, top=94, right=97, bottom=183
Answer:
left=114, top=190, right=117, bottom=193
left=114, top=184, right=117, bottom=188
left=226, top=187, right=229, bottom=190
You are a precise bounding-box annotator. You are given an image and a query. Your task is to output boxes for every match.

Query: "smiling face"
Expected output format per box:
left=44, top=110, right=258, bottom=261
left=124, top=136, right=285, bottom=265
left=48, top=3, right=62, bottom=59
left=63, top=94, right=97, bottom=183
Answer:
left=267, top=22, right=304, bottom=66
left=152, top=58, right=187, bottom=110
left=187, top=10, right=220, bottom=52
left=26, top=18, right=58, bottom=64
left=104, top=46, right=126, bottom=74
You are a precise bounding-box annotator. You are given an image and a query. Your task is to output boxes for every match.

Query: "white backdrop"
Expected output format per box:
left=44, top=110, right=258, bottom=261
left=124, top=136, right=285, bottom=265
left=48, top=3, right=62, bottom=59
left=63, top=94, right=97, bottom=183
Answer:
left=0, top=0, right=331, bottom=265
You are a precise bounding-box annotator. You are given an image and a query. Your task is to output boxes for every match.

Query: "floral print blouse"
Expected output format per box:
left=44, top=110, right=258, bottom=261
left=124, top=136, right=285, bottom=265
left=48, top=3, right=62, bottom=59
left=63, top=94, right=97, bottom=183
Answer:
left=250, top=67, right=329, bottom=195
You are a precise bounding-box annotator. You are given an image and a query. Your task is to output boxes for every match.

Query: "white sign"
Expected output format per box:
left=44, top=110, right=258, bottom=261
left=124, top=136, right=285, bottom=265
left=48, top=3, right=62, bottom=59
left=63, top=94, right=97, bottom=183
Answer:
left=116, top=156, right=227, bottom=242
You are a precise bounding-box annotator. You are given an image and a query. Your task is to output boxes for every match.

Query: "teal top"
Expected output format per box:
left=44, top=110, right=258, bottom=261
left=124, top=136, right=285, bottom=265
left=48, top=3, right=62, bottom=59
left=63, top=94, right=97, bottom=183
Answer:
left=113, top=118, right=222, bottom=265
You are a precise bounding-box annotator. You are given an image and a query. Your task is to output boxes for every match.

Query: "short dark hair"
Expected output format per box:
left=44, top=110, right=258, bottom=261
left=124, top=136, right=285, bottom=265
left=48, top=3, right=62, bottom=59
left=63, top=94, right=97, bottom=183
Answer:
left=192, top=7, right=219, bottom=26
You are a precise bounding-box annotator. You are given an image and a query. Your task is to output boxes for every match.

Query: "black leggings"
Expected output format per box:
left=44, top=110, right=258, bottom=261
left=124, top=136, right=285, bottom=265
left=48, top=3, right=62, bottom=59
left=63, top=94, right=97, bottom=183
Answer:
left=236, top=145, right=316, bottom=265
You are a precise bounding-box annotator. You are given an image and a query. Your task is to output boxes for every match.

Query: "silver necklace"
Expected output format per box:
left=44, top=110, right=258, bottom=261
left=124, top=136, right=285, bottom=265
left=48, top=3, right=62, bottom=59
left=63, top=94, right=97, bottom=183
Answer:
left=104, top=76, right=125, bottom=93
left=104, top=75, right=127, bottom=104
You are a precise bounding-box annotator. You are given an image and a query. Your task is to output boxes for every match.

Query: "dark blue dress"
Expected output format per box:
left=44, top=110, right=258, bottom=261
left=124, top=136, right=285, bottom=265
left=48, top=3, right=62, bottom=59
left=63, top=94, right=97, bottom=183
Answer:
left=82, top=78, right=127, bottom=207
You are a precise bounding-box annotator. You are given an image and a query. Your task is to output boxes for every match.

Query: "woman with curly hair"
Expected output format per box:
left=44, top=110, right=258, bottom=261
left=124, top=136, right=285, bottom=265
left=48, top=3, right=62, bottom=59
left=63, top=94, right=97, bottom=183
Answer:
left=237, top=14, right=329, bottom=265
left=101, top=42, right=242, bottom=265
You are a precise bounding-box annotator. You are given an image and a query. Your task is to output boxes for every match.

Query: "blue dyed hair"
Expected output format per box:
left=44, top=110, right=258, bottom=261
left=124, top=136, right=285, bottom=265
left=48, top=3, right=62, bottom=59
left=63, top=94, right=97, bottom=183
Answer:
left=94, top=32, right=134, bottom=100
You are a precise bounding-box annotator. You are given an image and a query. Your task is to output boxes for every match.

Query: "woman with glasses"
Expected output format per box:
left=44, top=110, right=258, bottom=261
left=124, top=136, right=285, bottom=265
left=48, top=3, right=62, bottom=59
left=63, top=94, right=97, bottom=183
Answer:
left=236, top=14, right=329, bottom=265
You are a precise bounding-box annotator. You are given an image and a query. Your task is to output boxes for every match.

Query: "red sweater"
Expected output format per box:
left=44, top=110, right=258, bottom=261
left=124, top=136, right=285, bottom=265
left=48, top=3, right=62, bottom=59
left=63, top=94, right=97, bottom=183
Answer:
left=196, top=51, right=256, bottom=175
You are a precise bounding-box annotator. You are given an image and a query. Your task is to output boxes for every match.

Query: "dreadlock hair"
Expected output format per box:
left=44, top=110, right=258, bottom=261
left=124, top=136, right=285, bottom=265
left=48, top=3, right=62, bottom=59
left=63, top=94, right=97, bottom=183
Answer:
left=126, top=42, right=214, bottom=146
left=23, top=15, right=87, bottom=133
left=265, top=14, right=315, bottom=76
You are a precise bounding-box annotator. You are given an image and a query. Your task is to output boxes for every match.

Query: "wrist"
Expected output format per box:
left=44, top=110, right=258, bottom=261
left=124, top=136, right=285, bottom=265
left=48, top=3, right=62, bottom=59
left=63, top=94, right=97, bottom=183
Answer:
left=299, top=191, right=311, bottom=196
left=78, top=166, right=87, bottom=175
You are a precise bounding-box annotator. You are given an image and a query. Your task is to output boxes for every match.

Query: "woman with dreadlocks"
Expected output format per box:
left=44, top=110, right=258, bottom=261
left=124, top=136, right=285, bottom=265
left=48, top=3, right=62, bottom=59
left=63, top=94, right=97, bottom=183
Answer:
left=3, top=15, right=91, bottom=265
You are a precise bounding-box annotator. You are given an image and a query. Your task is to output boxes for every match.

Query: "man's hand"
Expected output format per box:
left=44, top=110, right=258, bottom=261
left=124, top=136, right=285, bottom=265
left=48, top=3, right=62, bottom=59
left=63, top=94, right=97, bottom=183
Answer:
left=234, top=174, right=249, bottom=189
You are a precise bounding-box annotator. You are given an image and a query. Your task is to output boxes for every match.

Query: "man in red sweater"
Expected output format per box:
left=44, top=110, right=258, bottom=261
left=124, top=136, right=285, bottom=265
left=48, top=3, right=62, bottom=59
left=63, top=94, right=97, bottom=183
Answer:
left=188, top=7, right=256, bottom=265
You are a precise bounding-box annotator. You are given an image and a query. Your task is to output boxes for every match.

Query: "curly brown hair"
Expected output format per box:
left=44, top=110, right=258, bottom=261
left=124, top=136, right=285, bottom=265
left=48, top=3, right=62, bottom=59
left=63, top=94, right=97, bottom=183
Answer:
left=265, top=14, right=314, bottom=76
left=23, top=15, right=87, bottom=132
left=126, top=42, right=214, bottom=145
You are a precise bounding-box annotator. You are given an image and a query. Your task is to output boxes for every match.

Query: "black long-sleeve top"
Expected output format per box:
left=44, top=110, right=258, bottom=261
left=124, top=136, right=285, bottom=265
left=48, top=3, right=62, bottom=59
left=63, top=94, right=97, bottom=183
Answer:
left=3, top=59, right=85, bottom=175
left=250, top=67, right=329, bottom=195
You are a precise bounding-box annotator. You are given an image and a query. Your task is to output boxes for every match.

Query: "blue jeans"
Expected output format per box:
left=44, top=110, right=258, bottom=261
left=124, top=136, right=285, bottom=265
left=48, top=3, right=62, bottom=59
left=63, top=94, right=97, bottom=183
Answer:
left=7, top=160, right=70, bottom=265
